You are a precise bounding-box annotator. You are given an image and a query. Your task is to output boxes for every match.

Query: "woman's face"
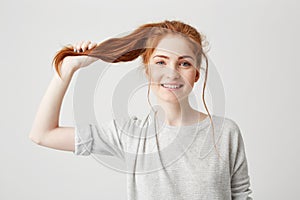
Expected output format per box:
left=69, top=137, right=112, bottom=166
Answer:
left=146, top=34, right=200, bottom=103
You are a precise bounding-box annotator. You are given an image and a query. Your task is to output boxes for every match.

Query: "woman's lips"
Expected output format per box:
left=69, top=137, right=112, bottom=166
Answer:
left=160, top=83, right=184, bottom=90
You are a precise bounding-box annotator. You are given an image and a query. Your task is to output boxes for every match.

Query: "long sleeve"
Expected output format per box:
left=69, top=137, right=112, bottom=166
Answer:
left=73, top=119, right=125, bottom=161
left=230, top=123, right=253, bottom=200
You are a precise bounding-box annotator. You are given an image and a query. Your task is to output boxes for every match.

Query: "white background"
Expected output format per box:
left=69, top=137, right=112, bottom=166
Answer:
left=0, top=0, right=299, bottom=199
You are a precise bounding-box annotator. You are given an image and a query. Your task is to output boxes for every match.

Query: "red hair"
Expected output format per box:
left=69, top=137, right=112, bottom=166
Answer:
left=52, top=20, right=208, bottom=77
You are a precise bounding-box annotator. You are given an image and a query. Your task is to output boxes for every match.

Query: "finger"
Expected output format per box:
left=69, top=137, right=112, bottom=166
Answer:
left=81, top=41, right=91, bottom=52
left=73, top=42, right=80, bottom=52
left=75, top=41, right=84, bottom=52
left=88, top=42, right=97, bottom=50
left=72, top=43, right=77, bottom=52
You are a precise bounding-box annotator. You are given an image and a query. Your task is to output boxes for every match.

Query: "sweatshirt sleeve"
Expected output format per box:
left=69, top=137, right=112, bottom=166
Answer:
left=73, top=119, right=125, bottom=160
left=230, top=121, right=253, bottom=200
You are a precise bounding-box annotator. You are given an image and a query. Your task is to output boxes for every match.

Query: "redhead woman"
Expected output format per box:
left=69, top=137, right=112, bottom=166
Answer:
left=29, top=20, right=253, bottom=200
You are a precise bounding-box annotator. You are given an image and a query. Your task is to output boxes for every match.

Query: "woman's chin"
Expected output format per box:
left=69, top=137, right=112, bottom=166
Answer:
left=158, top=94, right=187, bottom=103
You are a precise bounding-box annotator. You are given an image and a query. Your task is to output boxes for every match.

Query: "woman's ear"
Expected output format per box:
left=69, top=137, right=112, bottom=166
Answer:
left=195, top=70, right=200, bottom=82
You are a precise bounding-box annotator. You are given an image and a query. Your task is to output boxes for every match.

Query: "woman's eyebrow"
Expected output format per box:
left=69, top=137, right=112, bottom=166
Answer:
left=153, top=55, right=194, bottom=61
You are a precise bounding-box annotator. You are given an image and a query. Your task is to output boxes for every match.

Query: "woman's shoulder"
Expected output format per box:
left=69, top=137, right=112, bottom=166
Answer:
left=211, top=115, right=243, bottom=138
left=222, top=116, right=241, bottom=131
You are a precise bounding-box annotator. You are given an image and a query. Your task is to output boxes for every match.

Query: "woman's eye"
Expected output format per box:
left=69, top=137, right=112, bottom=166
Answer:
left=180, top=62, right=191, bottom=67
left=156, top=61, right=165, bottom=65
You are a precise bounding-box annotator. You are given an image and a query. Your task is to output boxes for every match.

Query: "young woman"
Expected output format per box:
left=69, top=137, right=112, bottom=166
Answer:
left=29, top=20, right=253, bottom=199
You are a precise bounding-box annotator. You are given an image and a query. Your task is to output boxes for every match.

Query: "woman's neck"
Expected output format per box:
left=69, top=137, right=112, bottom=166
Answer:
left=156, top=98, right=204, bottom=126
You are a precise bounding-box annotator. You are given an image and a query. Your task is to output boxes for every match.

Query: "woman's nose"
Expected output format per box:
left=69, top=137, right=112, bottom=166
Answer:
left=166, top=65, right=180, bottom=79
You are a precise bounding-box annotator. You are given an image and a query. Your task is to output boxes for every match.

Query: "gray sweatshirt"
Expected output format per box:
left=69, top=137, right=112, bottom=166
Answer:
left=74, top=110, right=253, bottom=200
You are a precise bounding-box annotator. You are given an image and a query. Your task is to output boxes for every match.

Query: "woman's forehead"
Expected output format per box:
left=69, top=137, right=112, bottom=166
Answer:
left=151, top=35, right=195, bottom=59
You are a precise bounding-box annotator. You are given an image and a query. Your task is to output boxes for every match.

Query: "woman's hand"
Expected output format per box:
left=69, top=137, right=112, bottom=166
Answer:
left=61, top=40, right=99, bottom=72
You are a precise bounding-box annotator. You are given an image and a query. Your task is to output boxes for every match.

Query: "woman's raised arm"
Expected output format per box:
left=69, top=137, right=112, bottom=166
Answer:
left=29, top=41, right=98, bottom=152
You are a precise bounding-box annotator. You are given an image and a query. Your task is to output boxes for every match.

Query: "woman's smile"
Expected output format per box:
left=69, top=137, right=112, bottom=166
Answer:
left=160, top=83, right=184, bottom=90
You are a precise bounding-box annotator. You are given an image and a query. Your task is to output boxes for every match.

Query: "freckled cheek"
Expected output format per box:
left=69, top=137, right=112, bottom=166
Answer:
left=148, top=70, right=163, bottom=85
left=181, top=73, right=196, bottom=87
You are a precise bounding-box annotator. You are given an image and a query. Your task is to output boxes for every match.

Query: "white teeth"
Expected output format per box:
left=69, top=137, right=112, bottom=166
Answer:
left=161, top=84, right=182, bottom=89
